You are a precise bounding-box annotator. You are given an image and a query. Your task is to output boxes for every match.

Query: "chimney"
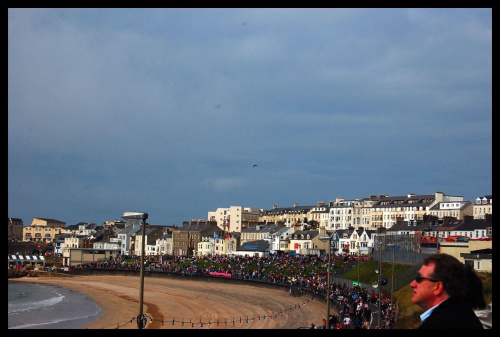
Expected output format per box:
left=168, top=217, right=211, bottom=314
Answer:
left=463, top=215, right=473, bottom=222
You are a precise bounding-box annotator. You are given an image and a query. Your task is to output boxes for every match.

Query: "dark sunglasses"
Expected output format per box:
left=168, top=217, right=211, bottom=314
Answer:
left=415, top=272, right=440, bottom=283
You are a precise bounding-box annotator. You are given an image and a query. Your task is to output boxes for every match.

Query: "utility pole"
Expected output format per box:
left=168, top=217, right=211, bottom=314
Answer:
left=122, top=212, right=148, bottom=329
left=378, top=237, right=382, bottom=328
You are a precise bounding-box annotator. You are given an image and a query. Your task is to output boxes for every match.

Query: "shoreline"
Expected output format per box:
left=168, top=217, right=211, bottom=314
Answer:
left=10, top=275, right=329, bottom=329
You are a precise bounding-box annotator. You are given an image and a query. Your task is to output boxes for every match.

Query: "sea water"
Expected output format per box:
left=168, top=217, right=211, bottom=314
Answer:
left=8, top=281, right=103, bottom=329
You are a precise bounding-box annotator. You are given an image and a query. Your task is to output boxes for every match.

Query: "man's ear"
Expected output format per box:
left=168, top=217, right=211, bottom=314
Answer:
left=433, top=282, right=445, bottom=296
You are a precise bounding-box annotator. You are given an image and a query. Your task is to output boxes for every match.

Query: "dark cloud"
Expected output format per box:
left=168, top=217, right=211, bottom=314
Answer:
left=8, top=8, right=492, bottom=226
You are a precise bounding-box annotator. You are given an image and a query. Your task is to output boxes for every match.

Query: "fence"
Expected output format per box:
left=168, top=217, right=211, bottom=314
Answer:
left=371, top=234, right=437, bottom=292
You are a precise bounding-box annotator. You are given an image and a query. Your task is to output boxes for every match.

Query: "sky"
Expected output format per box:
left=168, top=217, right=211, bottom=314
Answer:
left=8, top=8, right=492, bottom=227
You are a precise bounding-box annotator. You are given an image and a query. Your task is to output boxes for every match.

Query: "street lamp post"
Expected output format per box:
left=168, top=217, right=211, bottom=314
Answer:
left=319, top=235, right=332, bottom=329
left=387, top=243, right=395, bottom=313
left=377, top=237, right=383, bottom=328
left=122, top=211, right=149, bottom=329
left=357, top=246, right=360, bottom=284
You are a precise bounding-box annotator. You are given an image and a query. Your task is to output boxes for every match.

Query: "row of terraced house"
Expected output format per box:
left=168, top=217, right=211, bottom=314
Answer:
left=8, top=191, right=492, bottom=267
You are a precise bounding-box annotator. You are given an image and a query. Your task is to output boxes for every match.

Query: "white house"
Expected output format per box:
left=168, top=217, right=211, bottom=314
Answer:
left=269, top=226, right=294, bottom=254
left=155, top=233, right=173, bottom=256
left=116, top=224, right=141, bottom=256
left=93, top=239, right=120, bottom=250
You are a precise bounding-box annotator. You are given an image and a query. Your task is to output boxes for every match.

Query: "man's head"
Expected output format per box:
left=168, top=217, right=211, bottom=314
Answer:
left=410, top=253, right=466, bottom=310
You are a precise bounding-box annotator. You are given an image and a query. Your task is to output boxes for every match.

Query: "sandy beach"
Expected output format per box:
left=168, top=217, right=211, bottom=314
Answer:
left=11, top=275, right=328, bottom=329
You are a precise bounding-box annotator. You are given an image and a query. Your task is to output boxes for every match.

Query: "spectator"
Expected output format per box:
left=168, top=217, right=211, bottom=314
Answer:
left=328, top=314, right=336, bottom=329
left=363, top=304, right=371, bottom=323
left=352, top=315, right=362, bottom=329
left=343, top=315, right=351, bottom=329
left=410, top=253, right=484, bottom=329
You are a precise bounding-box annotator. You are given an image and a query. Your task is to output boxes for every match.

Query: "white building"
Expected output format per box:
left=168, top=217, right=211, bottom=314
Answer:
left=473, top=195, right=492, bottom=219
left=116, top=224, right=141, bottom=256
left=93, top=239, right=120, bottom=250
left=328, top=197, right=362, bottom=230
left=428, top=201, right=473, bottom=220
left=269, top=226, right=294, bottom=254
left=156, top=233, right=173, bottom=256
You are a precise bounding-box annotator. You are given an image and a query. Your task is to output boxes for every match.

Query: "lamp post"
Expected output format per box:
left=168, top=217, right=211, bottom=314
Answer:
left=319, top=235, right=332, bottom=329
left=387, top=243, right=395, bottom=313
left=357, top=245, right=360, bottom=284
left=122, top=211, right=148, bottom=329
left=377, top=237, right=383, bottom=328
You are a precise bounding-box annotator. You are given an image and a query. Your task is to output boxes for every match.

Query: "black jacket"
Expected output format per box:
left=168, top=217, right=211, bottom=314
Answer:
left=419, top=297, right=484, bottom=329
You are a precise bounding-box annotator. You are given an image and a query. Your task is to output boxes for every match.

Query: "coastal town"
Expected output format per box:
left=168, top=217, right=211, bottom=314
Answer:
left=8, top=191, right=492, bottom=329
left=8, top=192, right=491, bottom=269
left=8, top=8, right=491, bottom=330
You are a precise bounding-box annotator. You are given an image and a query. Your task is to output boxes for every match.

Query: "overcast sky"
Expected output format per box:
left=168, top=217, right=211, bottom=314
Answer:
left=8, top=8, right=492, bottom=227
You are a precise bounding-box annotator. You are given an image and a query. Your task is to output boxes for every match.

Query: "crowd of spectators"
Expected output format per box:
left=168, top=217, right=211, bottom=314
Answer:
left=70, top=253, right=396, bottom=329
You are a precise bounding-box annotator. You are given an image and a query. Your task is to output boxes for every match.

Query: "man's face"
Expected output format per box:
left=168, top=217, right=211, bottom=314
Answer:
left=410, top=263, right=439, bottom=310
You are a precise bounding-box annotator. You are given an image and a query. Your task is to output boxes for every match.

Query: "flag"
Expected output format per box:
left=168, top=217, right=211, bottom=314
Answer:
left=226, top=233, right=230, bottom=240
left=214, top=232, right=219, bottom=239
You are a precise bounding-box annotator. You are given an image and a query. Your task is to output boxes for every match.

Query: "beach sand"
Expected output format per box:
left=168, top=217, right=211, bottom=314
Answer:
left=11, top=275, right=328, bottom=329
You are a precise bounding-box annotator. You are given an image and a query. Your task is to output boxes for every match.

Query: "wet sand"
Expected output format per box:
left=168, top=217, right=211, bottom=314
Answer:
left=11, top=275, right=328, bottom=329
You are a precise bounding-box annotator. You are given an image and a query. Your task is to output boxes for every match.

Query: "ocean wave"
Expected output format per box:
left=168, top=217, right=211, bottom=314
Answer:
left=8, top=309, right=102, bottom=329
left=8, top=291, right=64, bottom=314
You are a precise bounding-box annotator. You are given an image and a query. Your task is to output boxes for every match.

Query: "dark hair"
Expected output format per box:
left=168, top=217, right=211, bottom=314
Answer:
left=423, top=253, right=466, bottom=298
left=463, top=264, right=486, bottom=309
left=423, top=253, right=485, bottom=308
